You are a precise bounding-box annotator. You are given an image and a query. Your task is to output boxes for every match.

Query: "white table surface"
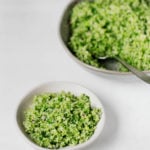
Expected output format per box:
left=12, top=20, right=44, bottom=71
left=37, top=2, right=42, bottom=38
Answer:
left=0, top=0, right=150, bottom=150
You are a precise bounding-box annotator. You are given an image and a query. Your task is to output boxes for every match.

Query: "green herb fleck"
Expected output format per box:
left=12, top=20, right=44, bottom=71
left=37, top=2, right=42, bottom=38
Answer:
left=69, top=0, right=150, bottom=71
left=23, top=91, right=101, bottom=149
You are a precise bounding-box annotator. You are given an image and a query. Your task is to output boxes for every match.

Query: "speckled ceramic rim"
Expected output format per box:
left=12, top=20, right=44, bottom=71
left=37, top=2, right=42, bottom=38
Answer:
left=59, top=0, right=150, bottom=76
left=15, top=81, right=105, bottom=150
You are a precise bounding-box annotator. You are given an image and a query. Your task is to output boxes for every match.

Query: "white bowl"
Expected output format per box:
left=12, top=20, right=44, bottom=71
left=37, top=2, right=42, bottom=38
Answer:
left=16, top=81, right=105, bottom=150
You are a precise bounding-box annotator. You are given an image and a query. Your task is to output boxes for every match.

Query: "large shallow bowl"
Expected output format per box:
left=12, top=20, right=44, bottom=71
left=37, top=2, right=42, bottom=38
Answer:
left=16, top=81, right=105, bottom=150
left=59, top=0, right=150, bottom=76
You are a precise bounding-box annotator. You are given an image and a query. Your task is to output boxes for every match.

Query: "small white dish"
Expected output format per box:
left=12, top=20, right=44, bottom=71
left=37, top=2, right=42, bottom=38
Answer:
left=16, top=81, right=105, bottom=150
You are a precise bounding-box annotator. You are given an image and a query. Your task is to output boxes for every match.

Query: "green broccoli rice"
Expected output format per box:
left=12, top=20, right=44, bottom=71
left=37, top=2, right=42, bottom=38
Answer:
left=23, top=92, right=101, bottom=149
left=69, top=0, right=150, bottom=71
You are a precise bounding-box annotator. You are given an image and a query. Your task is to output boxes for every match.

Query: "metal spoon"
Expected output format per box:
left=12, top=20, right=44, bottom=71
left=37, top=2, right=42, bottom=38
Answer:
left=98, top=56, right=150, bottom=84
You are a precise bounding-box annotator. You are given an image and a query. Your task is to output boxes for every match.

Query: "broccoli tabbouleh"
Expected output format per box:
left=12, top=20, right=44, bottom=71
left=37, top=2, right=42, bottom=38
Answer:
left=23, top=92, right=101, bottom=149
left=69, top=0, right=150, bottom=71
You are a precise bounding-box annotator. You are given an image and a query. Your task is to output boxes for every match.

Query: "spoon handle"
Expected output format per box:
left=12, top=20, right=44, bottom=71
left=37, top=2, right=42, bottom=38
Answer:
left=115, top=56, right=150, bottom=84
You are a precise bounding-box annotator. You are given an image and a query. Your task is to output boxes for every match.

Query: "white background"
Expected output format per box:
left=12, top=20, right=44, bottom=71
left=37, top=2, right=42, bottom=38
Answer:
left=0, top=0, right=150, bottom=150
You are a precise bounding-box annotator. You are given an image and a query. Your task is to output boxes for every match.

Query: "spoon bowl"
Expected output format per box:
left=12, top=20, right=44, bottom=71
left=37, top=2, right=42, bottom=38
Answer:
left=98, top=56, right=150, bottom=84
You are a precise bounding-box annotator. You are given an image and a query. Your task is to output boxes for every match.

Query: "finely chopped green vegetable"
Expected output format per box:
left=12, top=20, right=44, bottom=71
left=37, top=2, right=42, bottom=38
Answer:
left=23, top=92, right=101, bottom=149
left=69, top=0, right=150, bottom=71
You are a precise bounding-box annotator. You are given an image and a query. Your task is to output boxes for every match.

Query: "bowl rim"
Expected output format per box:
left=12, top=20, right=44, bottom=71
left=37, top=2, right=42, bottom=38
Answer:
left=15, top=81, right=105, bottom=150
left=59, top=0, right=150, bottom=75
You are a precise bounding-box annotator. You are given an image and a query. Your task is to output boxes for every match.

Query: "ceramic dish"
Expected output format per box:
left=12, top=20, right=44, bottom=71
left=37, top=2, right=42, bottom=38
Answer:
left=16, top=81, right=105, bottom=150
left=59, top=0, right=150, bottom=75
